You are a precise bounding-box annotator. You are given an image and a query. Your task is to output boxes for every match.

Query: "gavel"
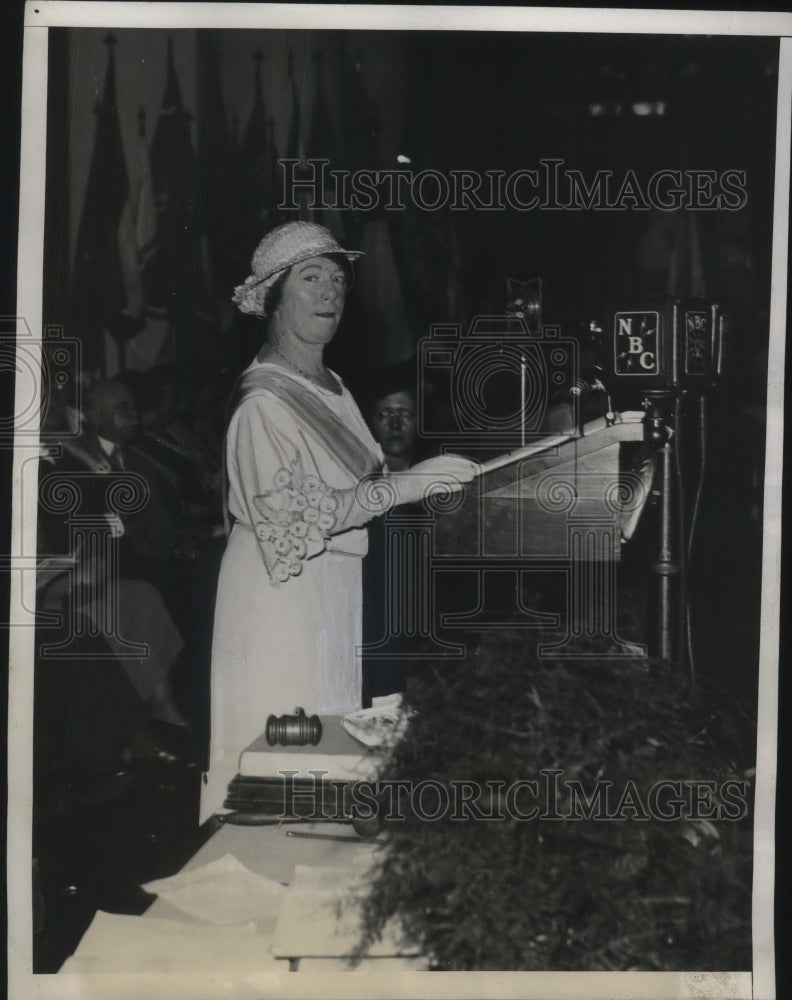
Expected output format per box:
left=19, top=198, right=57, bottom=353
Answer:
left=265, top=707, right=323, bottom=746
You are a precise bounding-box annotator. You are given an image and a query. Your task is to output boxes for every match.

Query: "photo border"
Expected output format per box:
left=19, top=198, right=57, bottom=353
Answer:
left=8, top=5, right=791, bottom=998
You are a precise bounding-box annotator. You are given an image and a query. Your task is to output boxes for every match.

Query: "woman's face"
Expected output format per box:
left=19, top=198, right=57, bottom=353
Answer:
left=273, top=256, right=347, bottom=347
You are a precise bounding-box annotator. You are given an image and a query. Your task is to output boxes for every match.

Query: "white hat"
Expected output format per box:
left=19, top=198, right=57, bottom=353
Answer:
left=232, top=222, right=363, bottom=317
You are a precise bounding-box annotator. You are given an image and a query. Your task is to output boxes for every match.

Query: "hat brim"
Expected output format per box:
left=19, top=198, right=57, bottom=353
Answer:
left=260, top=246, right=364, bottom=285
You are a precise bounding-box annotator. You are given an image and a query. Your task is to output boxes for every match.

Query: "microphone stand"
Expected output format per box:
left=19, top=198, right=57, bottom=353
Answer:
left=642, top=391, right=686, bottom=669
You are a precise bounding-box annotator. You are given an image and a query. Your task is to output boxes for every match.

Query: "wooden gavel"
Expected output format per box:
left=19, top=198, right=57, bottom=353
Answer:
left=265, top=707, right=323, bottom=746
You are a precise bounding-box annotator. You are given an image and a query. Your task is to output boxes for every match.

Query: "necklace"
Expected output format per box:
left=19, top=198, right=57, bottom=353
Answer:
left=270, top=344, right=340, bottom=393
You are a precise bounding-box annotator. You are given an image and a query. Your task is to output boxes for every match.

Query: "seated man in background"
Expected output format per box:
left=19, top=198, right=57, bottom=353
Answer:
left=38, top=376, right=188, bottom=729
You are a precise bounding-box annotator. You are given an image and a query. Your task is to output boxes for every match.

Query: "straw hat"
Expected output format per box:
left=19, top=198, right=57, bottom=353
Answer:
left=232, top=222, right=364, bottom=317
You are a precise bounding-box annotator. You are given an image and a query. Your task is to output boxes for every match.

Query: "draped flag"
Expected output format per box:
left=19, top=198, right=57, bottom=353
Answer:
left=341, top=47, right=376, bottom=173
left=70, top=35, right=134, bottom=372
left=116, top=112, right=149, bottom=332
left=285, top=53, right=303, bottom=171
left=142, top=37, right=214, bottom=367
left=132, top=109, right=158, bottom=305
left=196, top=37, right=238, bottom=312
left=118, top=108, right=171, bottom=372
left=281, top=49, right=309, bottom=222
left=235, top=51, right=272, bottom=271
left=305, top=52, right=346, bottom=238
left=266, top=118, right=286, bottom=229
left=329, top=52, right=412, bottom=373
left=344, top=217, right=413, bottom=369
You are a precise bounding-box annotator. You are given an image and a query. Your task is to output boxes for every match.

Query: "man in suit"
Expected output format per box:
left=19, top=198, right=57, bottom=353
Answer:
left=83, top=377, right=179, bottom=574
left=38, top=377, right=188, bottom=727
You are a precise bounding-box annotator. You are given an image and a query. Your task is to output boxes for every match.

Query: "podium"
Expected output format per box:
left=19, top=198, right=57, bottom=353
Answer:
left=431, top=411, right=651, bottom=655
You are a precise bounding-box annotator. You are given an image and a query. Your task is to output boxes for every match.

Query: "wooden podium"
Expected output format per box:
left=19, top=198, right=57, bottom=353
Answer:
left=429, top=411, right=651, bottom=655
left=434, top=411, right=647, bottom=560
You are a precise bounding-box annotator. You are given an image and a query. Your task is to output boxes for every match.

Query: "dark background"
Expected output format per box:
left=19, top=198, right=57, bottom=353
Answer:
left=44, top=24, right=777, bottom=719
left=47, top=28, right=778, bottom=375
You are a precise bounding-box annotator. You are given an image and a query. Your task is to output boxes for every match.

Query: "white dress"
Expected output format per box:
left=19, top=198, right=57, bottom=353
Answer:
left=200, top=362, right=383, bottom=822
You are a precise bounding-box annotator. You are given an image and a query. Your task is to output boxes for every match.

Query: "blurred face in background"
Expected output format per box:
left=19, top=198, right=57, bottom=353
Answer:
left=90, top=381, right=140, bottom=444
left=371, top=390, right=417, bottom=470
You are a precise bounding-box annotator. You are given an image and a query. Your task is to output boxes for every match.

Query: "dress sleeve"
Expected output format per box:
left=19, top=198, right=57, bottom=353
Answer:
left=229, top=394, right=349, bottom=587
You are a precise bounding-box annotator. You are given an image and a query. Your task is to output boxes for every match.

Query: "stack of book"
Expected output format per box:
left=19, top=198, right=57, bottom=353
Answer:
left=223, top=716, right=381, bottom=822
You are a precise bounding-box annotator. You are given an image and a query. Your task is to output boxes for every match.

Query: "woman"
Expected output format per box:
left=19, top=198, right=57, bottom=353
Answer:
left=200, top=222, right=477, bottom=821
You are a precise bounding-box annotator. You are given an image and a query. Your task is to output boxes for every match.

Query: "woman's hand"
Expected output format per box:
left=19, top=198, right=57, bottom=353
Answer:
left=390, top=454, right=480, bottom=507
left=339, top=456, right=480, bottom=529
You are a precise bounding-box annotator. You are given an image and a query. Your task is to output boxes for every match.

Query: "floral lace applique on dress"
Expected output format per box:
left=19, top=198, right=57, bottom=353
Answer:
left=251, top=455, right=339, bottom=586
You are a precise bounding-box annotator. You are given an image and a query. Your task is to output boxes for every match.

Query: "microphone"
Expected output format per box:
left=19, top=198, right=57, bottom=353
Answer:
left=569, top=364, right=607, bottom=400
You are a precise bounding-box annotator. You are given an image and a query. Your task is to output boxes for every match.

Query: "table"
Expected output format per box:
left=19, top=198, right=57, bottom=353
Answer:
left=62, top=818, right=425, bottom=974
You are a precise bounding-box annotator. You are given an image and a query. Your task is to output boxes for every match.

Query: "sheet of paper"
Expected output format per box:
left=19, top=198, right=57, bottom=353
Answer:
left=142, top=853, right=285, bottom=925
left=271, top=864, right=420, bottom=959
left=60, top=911, right=286, bottom=973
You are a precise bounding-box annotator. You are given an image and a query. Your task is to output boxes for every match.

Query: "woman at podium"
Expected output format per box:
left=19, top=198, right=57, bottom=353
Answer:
left=200, top=222, right=477, bottom=821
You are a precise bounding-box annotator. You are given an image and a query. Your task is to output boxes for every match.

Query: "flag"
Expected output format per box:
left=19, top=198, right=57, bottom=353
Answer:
left=281, top=49, right=309, bottom=222
left=195, top=36, right=238, bottom=305
left=116, top=108, right=155, bottom=332
left=304, top=52, right=345, bottom=236
left=117, top=108, right=171, bottom=373
left=327, top=58, right=412, bottom=374
left=266, top=118, right=285, bottom=228
left=285, top=54, right=303, bottom=169
left=133, top=109, right=158, bottom=294
left=70, top=35, right=133, bottom=372
left=142, top=36, right=214, bottom=368
left=340, top=47, right=376, bottom=173
left=235, top=50, right=272, bottom=269
left=343, top=217, right=413, bottom=369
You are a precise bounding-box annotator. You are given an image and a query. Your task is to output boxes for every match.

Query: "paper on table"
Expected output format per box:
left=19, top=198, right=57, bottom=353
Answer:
left=142, top=853, right=284, bottom=924
left=476, top=410, right=646, bottom=474
left=59, top=911, right=285, bottom=973
left=342, top=693, right=409, bottom=748
left=272, top=864, right=420, bottom=959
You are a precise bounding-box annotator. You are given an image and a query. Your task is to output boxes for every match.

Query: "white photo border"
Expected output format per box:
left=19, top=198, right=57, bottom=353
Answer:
left=9, top=4, right=791, bottom=999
